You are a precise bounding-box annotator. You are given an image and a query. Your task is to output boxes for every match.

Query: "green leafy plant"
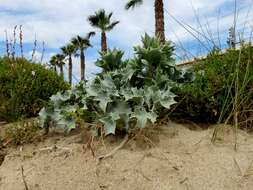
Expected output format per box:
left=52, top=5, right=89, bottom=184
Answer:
left=95, top=49, right=126, bottom=72
left=40, top=35, right=182, bottom=135
left=172, top=45, right=253, bottom=125
left=0, top=57, right=69, bottom=122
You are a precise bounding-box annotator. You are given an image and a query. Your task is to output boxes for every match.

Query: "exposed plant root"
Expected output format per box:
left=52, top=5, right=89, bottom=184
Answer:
left=135, top=169, right=152, bottom=181
left=21, top=166, right=29, bottom=190
left=85, top=135, right=95, bottom=157
left=233, top=158, right=253, bottom=177
left=97, top=134, right=129, bottom=161
left=125, top=129, right=142, bottom=145
left=233, top=158, right=243, bottom=176
left=243, top=159, right=253, bottom=177
left=180, top=177, right=189, bottom=184
left=212, top=124, right=229, bottom=143
left=3, top=138, right=12, bottom=147
left=0, top=151, right=6, bottom=166
left=39, top=145, right=71, bottom=152
left=0, top=139, right=6, bottom=166
left=211, top=128, right=218, bottom=143
left=177, top=119, right=202, bottom=130
left=100, top=126, right=107, bottom=151
left=142, top=135, right=156, bottom=148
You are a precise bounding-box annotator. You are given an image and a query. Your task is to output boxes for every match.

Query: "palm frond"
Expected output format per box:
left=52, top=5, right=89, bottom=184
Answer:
left=106, top=21, right=120, bottom=31
left=61, top=44, right=76, bottom=56
left=55, top=54, right=65, bottom=61
left=49, top=55, right=57, bottom=65
left=88, top=9, right=119, bottom=32
left=108, top=12, right=113, bottom=20
left=88, top=9, right=106, bottom=29
left=125, top=0, right=143, bottom=10
left=86, top=31, right=96, bottom=39
left=71, top=33, right=93, bottom=53
left=54, top=54, right=66, bottom=66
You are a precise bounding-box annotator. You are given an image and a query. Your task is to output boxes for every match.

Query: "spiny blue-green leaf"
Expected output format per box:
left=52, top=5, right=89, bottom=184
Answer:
left=96, top=95, right=112, bottom=112
left=99, top=74, right=116, bottom=89
left=160, top=98, right=177, bottom=109
left=106, top=101, right=132, bottom=132
left=57, top=118, right=76, bottom=133
left=131, top=107, right=157, bottom=128
left=143, top=85, right=162, bottom=108
left=51, top=109, right=64, bottom=121
left=39, top=108, right=49, bottom=121
left=86, top=84, right=100, bottom=97
left=121, top=87, right=144, bottom=105
left=39, top=107, right=53, bottom=127
left=99, top=116, right=117, bottom=135
left=159, top=89, right=177, bottom=109
left=71, top=83, right=86, bottom=98
left=107, top=101, right=132, bottom=115
left=50, top=90, right=71, bottom=102
left=121, top=65, right=136, bottom=82
left=64, top=105, right=78, bottom=113
left=109, top=111, right=121, bottom=121
left=81, top=97, right=88, bottom=110
left=119, top=114, right=131, bottom=130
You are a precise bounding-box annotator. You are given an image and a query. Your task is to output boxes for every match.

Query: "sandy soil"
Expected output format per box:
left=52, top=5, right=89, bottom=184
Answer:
left=0, top=123, right=253, bottom=190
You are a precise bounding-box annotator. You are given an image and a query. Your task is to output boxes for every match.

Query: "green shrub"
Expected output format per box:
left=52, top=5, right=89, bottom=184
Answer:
left=172, top=45, right=253, bottom=124
left=40, top=35, right=184, bottom=135
left=0, top=57, right=69, bottom=122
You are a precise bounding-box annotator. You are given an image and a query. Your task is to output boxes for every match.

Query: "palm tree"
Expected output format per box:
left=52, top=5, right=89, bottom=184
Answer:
left=54, top=54, right=65, bottom=78
left=125, top=0, right=165, bottom=43
left=61, top=44, right=75, bottom=85
left=88, top=9, right=119, bottom=52
left=49, top=56, right=57, bottom=73
left=71, top=32, right=95, bottom=81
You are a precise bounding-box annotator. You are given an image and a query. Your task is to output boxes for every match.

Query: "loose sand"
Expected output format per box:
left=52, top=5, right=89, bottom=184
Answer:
left=0, top=123, right=253, bottom=190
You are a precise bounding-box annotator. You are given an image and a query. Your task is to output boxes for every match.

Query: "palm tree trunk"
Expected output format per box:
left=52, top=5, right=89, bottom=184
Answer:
left=80, top=50, right=85, bottom=81
left=155, top=0, right=165, bottom=43
left=54, top=66, right=57, bottom=73
left=60, top=65, right=64, bottom=78
left=68, top=55, right=72, bottom=85
left=101, top=31, right=107, bottom=52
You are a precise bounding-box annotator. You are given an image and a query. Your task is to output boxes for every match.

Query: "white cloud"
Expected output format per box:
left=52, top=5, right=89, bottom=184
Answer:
left=1, top=0, right=253, bottom=78
left=0, top=0, right=240, bottom=48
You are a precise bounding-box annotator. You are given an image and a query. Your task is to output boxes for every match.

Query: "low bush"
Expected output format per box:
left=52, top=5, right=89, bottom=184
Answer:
left=40, top=35, right=189, bottom=135
left=172, top=45, right=253, bottom=125
left=0, top=57, right=69, bottom=122
left=5, top=118, right=41, bottom=145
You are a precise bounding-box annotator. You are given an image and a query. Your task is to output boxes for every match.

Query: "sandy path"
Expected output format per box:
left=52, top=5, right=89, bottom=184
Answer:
left=0, top=123, right=253, bottom=190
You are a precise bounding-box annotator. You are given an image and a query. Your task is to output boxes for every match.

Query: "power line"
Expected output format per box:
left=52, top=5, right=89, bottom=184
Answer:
left=165, top=2, right=253, bottom=43
left=63, top=64, right=79, bottom=84
left=164, top=1, right=253, bottom=62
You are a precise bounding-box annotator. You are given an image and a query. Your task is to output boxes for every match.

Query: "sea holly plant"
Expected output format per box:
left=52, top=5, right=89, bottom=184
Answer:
left=39, top=35, right=182, bottom=135
left=95, top=49, right=126, bottom=72
left=39, top=90, right=78, bottom=132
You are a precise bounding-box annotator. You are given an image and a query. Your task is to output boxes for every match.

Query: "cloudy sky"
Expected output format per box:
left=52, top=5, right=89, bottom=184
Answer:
left=0, top=0, right=253, bottom=81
